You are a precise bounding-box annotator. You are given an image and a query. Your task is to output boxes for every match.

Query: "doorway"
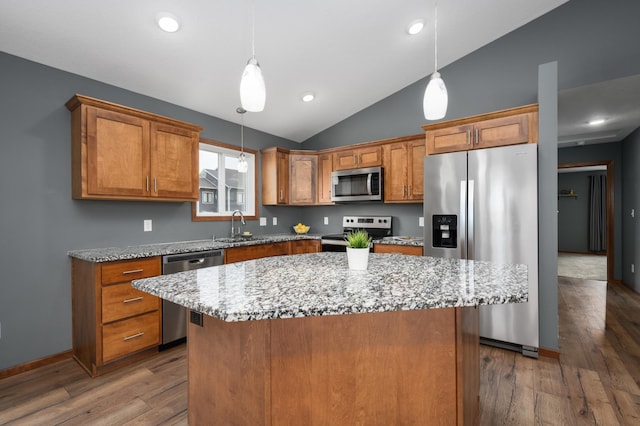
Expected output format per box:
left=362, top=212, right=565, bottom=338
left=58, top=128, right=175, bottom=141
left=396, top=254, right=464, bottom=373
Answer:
left=557, top=161, right=614, bottom=282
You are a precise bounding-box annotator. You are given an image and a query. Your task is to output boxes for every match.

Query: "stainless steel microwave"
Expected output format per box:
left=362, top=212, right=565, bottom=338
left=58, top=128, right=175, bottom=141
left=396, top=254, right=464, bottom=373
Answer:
left=331, top=167, right=383, bottom=202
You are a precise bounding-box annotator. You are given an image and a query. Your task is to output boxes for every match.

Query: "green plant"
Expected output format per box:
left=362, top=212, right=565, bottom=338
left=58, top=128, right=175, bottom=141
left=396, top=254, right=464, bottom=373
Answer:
left=344, top=230, right=372, bottom=249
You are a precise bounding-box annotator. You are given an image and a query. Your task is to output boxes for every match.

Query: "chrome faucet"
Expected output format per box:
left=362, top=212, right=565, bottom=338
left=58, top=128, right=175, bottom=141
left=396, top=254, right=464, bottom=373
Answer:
left=231, top=210, right=245, bottom=238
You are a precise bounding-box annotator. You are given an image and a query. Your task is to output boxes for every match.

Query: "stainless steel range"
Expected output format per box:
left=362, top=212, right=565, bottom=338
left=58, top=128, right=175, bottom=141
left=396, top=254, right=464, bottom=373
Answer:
left=321, top=215, right=392, bottom=252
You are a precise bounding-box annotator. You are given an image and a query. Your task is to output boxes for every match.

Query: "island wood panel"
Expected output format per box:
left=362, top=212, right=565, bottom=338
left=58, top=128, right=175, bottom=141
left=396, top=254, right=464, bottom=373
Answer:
left=373, top=243, right=423, bottom=256
left=188, top=307, right=479, bottom=425
left=188, top=316, right=271, bottom=426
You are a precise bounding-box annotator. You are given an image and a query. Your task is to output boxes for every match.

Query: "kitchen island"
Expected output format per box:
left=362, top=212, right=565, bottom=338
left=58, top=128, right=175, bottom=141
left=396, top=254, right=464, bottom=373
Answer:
left=133, top=252, right=528, bottom=425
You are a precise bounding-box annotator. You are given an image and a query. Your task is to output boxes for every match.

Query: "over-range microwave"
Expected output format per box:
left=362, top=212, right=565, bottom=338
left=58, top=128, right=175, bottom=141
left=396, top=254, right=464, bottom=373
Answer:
left=331, top=166, right=383, bottom=202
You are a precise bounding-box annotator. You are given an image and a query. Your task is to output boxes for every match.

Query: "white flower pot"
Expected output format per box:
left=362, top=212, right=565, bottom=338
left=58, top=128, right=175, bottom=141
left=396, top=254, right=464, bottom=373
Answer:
left=346, top=247, right=369, bottom=270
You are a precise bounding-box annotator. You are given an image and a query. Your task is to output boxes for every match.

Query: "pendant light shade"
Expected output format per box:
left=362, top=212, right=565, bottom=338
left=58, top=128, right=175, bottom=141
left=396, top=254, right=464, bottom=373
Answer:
left=423, top=71, right=448, bottom=120
left=423, top=1, right=448, bottom=120
left=240, top=57, right=266, bottom=112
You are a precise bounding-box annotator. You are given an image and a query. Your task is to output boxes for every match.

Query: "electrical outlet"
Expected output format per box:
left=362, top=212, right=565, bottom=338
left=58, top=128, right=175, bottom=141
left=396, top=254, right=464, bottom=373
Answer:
left=632, top=264, right=635, bottom=274
left=419, top=217, right=424, bottom=227
left=632, top=209, right=635, bottom=218
left=260, top=217, right=267, bottom=226
left=144, top=219, right=152, bottom=232
left=324, top=217, right=329, bottom=225
left=273, top=217, right=278, bottom=226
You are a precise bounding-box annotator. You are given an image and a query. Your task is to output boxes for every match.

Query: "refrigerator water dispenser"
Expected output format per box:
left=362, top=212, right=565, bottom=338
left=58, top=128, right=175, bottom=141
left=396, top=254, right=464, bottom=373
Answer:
left=432, top=215, right=457, bottom=248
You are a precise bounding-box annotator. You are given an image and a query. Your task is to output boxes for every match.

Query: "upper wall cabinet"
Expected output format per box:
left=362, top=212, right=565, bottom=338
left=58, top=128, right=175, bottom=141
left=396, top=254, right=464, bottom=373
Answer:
left=66, top=94, right=202, bottom=202
left=289, top=153, right=317, bottom=205
left=383, top=135, right=426, bottom=203
left=423, top=104, right=538, bottom=155
left=261, top=147, right=290, bottom=205
left=333, top=145, right=383, bottom=171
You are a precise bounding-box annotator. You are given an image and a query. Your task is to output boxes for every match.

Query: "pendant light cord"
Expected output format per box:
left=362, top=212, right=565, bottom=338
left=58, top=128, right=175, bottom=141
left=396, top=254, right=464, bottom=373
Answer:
left=251, top=1, right=256, bottom=59
left=434, top=0, right=438, bottom=73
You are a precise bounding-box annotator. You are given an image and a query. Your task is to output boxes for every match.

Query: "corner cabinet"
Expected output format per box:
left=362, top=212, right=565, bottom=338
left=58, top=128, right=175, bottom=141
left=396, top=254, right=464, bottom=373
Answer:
left=289, top=153, right=317, bottom=205
left=66, top=94, right=202, bottom=201
left=261, top=147, right=290, bottom=205
left=71, top=257, right=162, bottom=377
left=424, top=104, right=538, bottom=155
left=383, top=135, right=426, bottom=203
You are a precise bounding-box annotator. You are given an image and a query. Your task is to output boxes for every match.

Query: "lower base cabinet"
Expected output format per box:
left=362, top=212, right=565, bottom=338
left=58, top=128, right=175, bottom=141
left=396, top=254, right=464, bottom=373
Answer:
left=71, top=257, right=162, bottom=377
left=373, top=244, right=423, bottom=256
left=225, top=239, right=321, bottom=264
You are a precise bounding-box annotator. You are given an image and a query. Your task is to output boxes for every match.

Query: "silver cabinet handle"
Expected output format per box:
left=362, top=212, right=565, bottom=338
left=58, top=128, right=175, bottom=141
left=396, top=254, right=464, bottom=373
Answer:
left=123, top=332, right=144, bottom=341
left=475, top=128, right=479, bottom=145
left=467, top=130, right=471, bottom=145
left=123, top=297, right=143, bottom=304
left=146, top=176, right=149, bottom=192
left=122, top=269, right=144, bottom=275
left=154, top=177, right=157, bottom=193
left=402, top=185, right=405, bottom=198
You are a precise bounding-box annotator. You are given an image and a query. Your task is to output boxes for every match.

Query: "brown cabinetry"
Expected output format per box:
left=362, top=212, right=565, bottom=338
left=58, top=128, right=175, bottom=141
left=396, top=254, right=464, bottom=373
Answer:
left=225, top=240, right=321, bottom=263
left=261, top=147, right=290, bottom=205
left=333, top=145, right=382, bottom=171
left=317, top=153, right=334, bottom=204
left=424, top=104, right=538, bottom=155
left=289, top=239, right=321, bottom=254
left=383, top=135, right=425, bottom=202
left=289, top=153, right=317, bottom=205
left=66, top=94, right=202, bottom=201
left=373, top=243, right=423, bottom=256
left=71, top=256, right=162, bottom=376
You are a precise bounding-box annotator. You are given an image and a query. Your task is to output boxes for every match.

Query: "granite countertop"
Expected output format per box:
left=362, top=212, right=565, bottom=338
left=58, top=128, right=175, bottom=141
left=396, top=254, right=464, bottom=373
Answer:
left=132, top=252, right=528, bottom=322
left=67, top=234, right=321, bottom=262
left=374, top=236, right=424, bottom=247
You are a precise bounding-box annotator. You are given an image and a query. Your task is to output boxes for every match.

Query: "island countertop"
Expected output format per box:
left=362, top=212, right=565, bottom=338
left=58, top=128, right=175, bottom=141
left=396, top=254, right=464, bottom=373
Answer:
left=132, top=252, right=527, bottom=322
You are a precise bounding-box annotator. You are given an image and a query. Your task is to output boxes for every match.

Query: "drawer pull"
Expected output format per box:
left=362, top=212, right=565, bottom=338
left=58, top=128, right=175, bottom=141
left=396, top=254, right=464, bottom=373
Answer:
left=123, top=296, right=143, bottom=304
left=122, top=269, right=144, bottom=275
left=123, top=332, right=144, bottom=341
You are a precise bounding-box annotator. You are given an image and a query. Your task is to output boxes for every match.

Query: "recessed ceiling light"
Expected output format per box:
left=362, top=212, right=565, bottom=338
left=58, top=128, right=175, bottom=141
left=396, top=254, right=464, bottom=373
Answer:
left=157, top=12, right=180, bottom=33
left=407, top=19, right=425, bottom=35
left=301, top=92, right=315, bottom=103
left=588, top=118, right=606, bottom=126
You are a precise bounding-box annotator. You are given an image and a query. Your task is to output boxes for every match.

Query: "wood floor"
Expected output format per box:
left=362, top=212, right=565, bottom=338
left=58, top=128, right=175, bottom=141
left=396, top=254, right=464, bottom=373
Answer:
left=1, top=276, right=640, bottom=425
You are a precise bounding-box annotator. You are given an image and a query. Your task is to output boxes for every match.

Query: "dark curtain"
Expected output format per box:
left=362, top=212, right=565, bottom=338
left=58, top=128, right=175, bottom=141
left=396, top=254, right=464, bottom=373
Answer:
left=588, top=175, right=606, bottom=252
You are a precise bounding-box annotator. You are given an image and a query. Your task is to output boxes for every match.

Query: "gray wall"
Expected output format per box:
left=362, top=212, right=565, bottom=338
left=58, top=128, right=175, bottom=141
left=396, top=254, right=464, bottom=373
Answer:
left=558, top=171, right=607, bottom=252
left=3, top=0, right=640, bottom=369
left=622, top=128, right=640, bottom=291
left=558, top=143, right=623, bottom=279
left=304, top=0, right=640, bottom=352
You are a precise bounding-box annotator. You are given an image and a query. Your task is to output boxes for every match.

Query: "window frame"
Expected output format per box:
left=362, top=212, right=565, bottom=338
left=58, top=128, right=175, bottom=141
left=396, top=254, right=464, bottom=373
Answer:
left=191, top=138, right=259, bottom=222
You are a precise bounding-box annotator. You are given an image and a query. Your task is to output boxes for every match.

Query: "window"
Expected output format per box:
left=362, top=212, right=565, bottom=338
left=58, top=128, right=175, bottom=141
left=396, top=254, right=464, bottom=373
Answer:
left=192, top=138, right=258, bottom=221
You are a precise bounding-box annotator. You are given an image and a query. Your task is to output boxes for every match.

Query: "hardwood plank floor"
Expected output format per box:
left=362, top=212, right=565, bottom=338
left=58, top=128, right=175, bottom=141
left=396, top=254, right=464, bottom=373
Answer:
left=1, top=276, right=639, bottom=425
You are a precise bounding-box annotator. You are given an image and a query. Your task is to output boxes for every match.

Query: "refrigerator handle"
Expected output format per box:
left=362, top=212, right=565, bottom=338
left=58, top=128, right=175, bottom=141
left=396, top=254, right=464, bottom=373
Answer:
left=460, top=180, right=467, bottom=259
left=468, top=179, right=475, bottom=260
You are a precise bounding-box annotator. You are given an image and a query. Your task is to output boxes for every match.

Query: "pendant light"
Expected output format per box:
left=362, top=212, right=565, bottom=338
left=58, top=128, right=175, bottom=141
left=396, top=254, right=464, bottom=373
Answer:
left=236, top=107, right=248, bottom=173
left=240, top=2, right=266, bottom=112
left=423, top=0, right=448, bottom=120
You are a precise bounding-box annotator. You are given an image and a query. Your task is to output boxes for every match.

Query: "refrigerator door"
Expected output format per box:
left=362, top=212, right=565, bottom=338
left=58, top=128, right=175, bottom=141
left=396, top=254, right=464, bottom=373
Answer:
left=469, top=144, right=539, bottom=353
left=424, top=151, right=467, bottom=259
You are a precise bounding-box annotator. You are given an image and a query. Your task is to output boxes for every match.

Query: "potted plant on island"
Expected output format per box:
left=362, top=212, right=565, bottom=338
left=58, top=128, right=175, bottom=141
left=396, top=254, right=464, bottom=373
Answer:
left=345, top=229, right=372, bottom=270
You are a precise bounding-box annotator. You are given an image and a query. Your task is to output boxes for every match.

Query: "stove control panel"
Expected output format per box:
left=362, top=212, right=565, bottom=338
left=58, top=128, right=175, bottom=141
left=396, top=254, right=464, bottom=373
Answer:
left=342, top=215, right=392, bottom=230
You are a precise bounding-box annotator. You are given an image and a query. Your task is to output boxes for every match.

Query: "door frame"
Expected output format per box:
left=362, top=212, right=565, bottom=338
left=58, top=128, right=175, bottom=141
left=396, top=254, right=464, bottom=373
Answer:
left=558, top=160, right=614, bottom=283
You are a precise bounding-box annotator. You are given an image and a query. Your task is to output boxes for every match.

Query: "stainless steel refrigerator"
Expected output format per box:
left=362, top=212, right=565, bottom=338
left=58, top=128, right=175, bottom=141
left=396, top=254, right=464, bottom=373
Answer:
left=423, top=143, right=539, bottom=358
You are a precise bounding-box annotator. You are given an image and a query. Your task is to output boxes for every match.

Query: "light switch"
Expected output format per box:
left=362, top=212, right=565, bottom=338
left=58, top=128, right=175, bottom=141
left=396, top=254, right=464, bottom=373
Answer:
left=273, top=217, right=278, bottom=226
left=419, top=217, right=424, bottom=227
left=260, top=217, right=267, bottom=226
left=144, top=219, right=152, bottom=232
left=324, top=216, right=329, bottom=225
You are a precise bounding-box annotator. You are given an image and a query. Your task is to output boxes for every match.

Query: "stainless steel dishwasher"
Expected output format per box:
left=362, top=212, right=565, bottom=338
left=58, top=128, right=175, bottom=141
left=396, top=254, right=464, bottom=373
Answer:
left=161, top=249, right=224, bottom=348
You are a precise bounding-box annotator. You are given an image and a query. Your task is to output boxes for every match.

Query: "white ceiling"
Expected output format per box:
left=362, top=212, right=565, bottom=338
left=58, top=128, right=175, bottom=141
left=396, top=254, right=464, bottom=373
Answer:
left=558, top=74, right=640, bottom=148
left=0, top=0, right=567, bottom=142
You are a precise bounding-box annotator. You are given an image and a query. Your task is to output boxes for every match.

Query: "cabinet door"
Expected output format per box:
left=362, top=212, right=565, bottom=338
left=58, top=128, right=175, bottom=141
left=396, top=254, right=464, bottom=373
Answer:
left=383, top=142, right=408, bottom=202
left=373, top=244, right=423, bottom=256
left=426, top=124, right=473, bottom=155
left=150, top=123, right=199, bottom=200
left=290, top=240, right=320, bottom=254
left=333, top=148, right=358, bottom=171
left=277, top=151, right=290, bottom=204
left=317, top=153, right=334, bottom=204
left=86, top=107, right=150, bottom=197
left=407, top=139, right=426, bottom=201
left=289, top=154, right=317, bottom=205
left=357, top=146, right=383, bottom=168
left=473, top=113, right=531, bottom=149
left=225, top=242, right=290, bottom=263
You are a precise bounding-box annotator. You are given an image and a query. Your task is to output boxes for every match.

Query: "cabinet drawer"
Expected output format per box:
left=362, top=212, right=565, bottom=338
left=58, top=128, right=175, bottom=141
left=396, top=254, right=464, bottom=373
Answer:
left=101, top=257, right=160, bottom=285
left=102, top=311, right=160, bottom=363
left=102, top=283, right=160, bottom=323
